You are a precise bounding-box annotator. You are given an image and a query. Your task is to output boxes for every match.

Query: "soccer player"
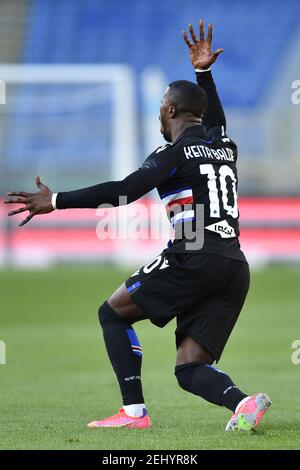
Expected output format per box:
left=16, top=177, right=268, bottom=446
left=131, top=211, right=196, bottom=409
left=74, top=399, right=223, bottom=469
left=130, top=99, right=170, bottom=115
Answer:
left=5, top=20, right=271, bottom=431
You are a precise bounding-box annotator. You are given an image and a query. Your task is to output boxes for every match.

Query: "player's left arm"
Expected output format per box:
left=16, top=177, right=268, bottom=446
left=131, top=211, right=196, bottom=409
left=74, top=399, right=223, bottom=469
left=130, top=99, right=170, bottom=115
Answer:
left=182, top=20, right=227, bottom=134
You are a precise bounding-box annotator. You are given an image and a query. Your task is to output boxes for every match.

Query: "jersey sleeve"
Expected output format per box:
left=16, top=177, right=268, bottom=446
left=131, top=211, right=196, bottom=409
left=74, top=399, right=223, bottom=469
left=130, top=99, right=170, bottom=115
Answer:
left=196, top=70, right=227, bottom=135
left=56, top=145, right=175, bottom=209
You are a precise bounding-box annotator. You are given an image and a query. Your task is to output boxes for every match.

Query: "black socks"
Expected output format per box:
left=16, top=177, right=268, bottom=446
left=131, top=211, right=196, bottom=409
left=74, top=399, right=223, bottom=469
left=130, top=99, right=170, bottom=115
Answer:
left=175, top=362, right=247, bottom=412
left=98, top=301, right=246, bottom=413
left=98, top=301, right=144, bottom=406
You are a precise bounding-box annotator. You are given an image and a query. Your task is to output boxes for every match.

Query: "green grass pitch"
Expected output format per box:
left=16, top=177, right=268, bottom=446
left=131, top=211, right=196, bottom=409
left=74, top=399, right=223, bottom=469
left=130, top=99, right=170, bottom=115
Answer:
left=1, top=265, right=299, bottom=450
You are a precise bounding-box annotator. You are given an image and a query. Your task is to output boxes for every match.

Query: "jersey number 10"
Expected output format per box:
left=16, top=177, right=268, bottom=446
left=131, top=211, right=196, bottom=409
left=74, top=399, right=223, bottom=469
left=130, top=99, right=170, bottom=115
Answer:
left=200, top=164, right=238, bottom=219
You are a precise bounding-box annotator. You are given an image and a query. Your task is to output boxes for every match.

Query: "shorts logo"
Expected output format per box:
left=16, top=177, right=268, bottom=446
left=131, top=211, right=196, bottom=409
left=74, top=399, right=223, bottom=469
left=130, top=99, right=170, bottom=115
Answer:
left=159, top=257, right=170, bottom=270
left=142, top=255, right=170, bottom=274
left=205, top=220, right=236, bottom=238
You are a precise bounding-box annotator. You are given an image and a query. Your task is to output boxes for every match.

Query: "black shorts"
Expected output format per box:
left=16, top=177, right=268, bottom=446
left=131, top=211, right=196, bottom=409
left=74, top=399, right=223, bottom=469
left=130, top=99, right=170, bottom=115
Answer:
left=125, top=250, right=250, bottom=362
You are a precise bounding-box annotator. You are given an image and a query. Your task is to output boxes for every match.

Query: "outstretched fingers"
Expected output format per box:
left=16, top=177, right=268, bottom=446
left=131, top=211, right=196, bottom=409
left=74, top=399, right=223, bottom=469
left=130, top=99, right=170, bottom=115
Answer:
left=183, top=20, right=216, bottom=48
left=8, top=206, right=31, bottom=216
left=182, top=23, right=199, bottom=48
left=207, top=22, right=213, bottom=45
left=6, top=191, right=31, bottom=199
left=5, top=196, right=36, bottom=225
left=4, top=192, right=35, bottom=221
left=182, top=30, right=192, bottom=48
left=213, top=48, right=225, bottom=60
left=5, top=175, right=51, bottom=227
left=188, top=23, right=197, bottom=43
left=19, top=213, right=35, bottom=227
left=5, top=196, right=29, bottom=204
left=35, top=175, right=47, bottom=190
left=199, top=19, right=205, bottom=41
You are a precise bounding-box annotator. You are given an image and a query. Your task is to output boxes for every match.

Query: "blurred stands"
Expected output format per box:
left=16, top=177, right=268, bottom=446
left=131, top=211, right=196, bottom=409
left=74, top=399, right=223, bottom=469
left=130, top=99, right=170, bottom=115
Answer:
left=0, top=0, right=28, bottom=63
left=21, top=0, right=300, bottom=108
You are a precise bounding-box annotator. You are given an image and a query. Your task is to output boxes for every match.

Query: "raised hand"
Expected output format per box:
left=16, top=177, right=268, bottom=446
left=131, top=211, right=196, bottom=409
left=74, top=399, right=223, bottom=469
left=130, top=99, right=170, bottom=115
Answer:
left=5, top=176, right=54, bottom=226
left=182, top=19, right=224, bottom=70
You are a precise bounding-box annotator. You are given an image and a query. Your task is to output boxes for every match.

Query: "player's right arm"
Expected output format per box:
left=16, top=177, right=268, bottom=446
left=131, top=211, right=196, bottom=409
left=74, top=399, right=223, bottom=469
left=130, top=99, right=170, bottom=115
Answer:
left=182, top=20, right=226, bottom=134
left=4, top=146, right=174, bottom=226
left=54, top=149, right=172, bottom=209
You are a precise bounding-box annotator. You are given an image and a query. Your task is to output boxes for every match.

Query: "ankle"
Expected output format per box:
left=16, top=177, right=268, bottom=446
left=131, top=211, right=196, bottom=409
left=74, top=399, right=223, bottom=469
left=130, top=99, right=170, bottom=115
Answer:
left=123, top=403, right=147, bottom=417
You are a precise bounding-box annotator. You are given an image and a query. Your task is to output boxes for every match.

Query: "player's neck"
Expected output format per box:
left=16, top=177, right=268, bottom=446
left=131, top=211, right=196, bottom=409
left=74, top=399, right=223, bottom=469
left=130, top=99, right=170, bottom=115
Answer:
left=171, top=119, right=202, bottom=143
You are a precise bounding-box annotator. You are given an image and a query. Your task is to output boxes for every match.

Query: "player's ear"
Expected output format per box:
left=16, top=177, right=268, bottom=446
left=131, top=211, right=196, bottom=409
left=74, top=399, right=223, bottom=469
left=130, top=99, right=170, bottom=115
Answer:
left=169, top=105, right=177, bottom=119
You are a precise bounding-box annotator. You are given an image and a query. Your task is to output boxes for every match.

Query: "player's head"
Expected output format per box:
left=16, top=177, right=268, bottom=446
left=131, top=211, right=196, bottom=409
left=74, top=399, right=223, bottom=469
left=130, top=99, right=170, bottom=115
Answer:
left=159, top=80, right=207, bottom=142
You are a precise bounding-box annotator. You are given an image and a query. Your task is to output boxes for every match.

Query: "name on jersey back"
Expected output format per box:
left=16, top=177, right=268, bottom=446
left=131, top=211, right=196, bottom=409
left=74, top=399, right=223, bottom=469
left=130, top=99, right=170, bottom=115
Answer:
left=183, top=145, right=234, bottom=162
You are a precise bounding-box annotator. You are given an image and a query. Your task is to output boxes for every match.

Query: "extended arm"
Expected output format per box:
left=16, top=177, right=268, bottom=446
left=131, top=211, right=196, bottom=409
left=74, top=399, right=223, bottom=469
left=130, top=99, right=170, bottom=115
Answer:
left=182, top=20, right=226, bottom=131
left=55, top=165, right=159, bottom=209
left=196, top=70, right=226, bottom=131
left=4, top=149, right=172, bottom=226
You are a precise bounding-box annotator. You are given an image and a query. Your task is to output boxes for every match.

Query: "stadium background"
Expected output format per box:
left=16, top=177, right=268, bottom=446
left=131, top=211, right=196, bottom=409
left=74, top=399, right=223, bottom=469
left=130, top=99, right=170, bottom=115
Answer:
left=0, top=0, right=299, bottom=450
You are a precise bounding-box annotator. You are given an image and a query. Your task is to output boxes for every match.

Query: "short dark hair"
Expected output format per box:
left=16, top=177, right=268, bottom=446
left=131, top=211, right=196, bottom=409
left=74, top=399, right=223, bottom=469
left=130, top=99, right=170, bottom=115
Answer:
left=168, top=80, right=207, bottom=117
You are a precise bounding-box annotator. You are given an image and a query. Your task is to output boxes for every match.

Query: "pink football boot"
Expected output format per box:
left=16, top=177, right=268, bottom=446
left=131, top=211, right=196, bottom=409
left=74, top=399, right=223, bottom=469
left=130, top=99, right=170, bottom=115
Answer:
left=225, top=393, right=272, bottom=431
left=88, top=408, right=150, bottom=429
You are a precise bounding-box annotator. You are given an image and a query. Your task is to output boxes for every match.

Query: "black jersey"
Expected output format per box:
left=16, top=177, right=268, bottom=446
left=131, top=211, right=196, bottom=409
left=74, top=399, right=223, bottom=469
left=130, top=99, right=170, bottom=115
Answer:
left=139, top=124, right=246, bottom=262
left=56, top=71, right=246, bottom=263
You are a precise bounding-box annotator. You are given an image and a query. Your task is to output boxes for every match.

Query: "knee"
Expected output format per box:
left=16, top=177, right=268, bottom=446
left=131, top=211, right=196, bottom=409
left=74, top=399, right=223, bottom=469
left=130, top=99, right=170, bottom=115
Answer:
left=175, top=367, right=186, bottom=391
left=98, top=301, right=130, bottom=328
left=175, top=363, right=200, bottom=392
left=176, top=337, right=214, bottom=365
left=98, top=301, right=117, bottom=328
